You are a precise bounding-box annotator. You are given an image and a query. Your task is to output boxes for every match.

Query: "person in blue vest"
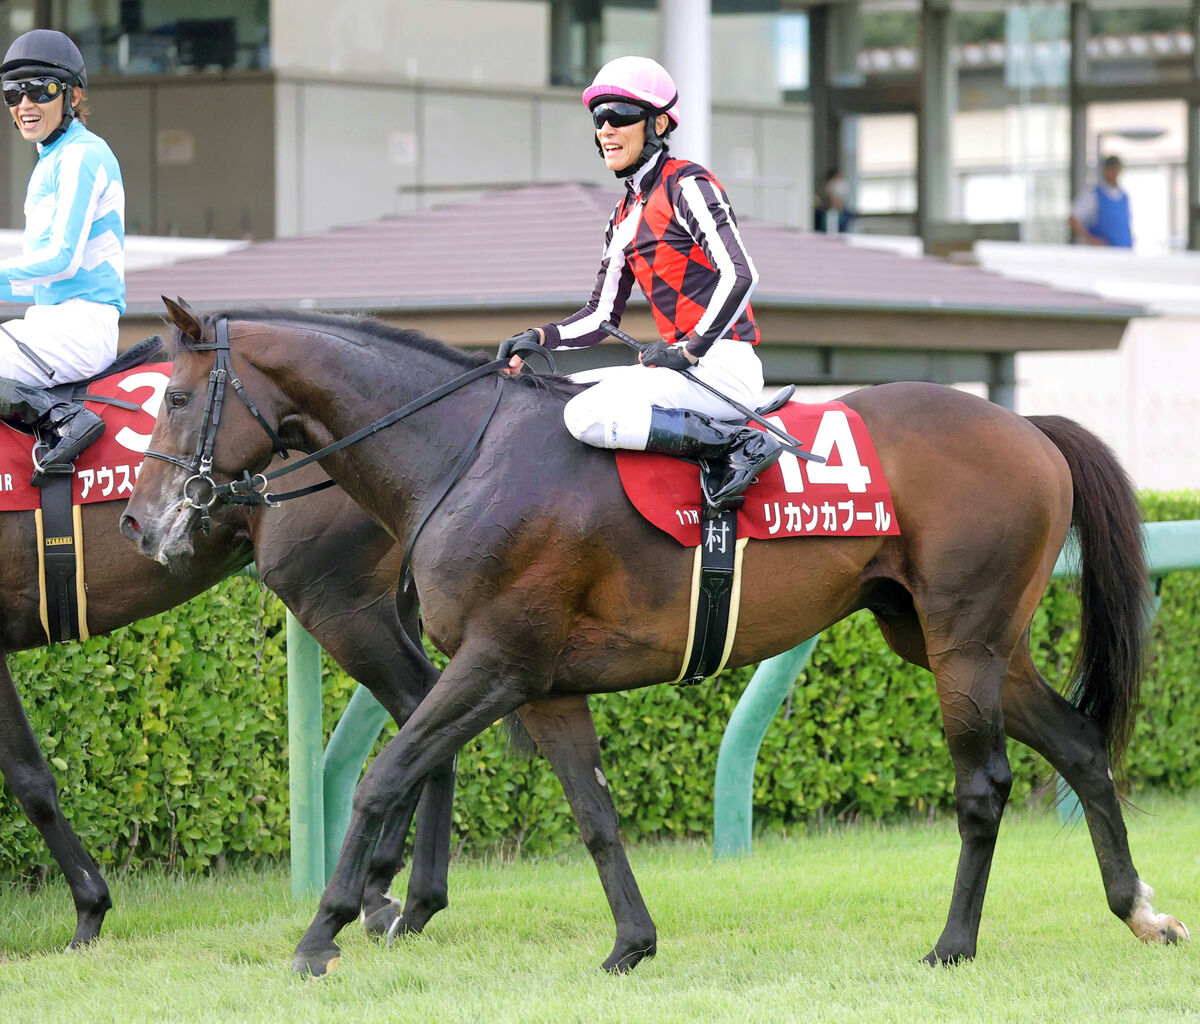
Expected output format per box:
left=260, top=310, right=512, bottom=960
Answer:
left=0, top=29, right=125, bottom=472
left=1068, top=155, right=1133, bottom=248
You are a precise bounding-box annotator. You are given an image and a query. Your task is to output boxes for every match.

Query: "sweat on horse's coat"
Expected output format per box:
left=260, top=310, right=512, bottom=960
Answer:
left=124, top=301, right=1188, bottom=976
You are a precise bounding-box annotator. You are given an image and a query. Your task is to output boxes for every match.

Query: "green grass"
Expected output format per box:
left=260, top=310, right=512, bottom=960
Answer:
left=0, top=792, right=1196, bottom=1024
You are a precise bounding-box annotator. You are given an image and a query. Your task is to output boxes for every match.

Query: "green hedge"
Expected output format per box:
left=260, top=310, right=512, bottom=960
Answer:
left=3, top=492, right=1199, bottom=876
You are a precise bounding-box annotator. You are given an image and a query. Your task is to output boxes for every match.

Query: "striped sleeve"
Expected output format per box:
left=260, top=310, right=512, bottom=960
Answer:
left=674, top=174, right=759, bottom=356
left=0, top=144, right=105, bottom=301
left=539, top=202, right=637, bottom=350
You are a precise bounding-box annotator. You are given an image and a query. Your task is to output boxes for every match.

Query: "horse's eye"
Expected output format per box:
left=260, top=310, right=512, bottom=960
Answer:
left=168, top=392, right=189, bottom=409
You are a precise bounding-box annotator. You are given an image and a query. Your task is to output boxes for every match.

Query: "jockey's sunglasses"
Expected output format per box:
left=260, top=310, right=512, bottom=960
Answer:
left=3, top=77, right=65, bottom=106
left=591, top=101, right=650, bottom=129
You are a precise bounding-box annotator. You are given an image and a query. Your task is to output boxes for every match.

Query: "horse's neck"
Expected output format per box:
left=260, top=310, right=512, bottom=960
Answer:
left=269, top=339, right=499, bottom=531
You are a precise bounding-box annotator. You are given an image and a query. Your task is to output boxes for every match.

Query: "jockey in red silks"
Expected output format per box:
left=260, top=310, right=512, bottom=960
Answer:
left=502, top=55, right=782, bottom=512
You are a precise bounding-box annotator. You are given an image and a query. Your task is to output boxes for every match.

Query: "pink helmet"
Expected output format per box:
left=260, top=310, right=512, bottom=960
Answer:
left=582, top=56, right=680, bottom=128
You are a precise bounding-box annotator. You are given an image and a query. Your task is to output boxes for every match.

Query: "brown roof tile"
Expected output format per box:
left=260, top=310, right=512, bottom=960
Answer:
left=117, top=181, right=1140, bottom=321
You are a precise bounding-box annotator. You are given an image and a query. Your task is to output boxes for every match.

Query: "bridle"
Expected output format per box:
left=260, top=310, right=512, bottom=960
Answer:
left=141, top=315, right=553, bottom=584
left=143, top=317, right=291, bottom=532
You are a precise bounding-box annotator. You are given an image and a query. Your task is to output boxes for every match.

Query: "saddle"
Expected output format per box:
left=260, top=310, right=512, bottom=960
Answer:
left=27, top=335, right=167, bottom=478
left=9, top=335, right=166, bottom=643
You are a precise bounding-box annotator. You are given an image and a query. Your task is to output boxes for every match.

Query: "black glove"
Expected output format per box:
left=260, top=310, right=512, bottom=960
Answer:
left=497, top=328, right=541, bottom=362
left=640, top=340, right=693, bottom=371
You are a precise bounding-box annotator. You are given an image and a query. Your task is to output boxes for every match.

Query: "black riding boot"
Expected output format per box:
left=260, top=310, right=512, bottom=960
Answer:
left=644, top=406, right=784, bottom=510
left=0, top=377, right=105, bottom=472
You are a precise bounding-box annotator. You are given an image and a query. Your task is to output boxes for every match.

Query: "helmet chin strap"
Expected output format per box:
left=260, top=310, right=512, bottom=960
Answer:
left=612, top=118, right=667, bottom=180
left=42, top=89, right=75, bottom=145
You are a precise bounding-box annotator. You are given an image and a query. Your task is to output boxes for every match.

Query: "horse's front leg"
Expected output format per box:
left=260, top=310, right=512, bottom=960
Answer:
left=360, top=757, right=456, bottom=940
left=292, top=641, right=535, bottom=976
left=0, top=656, right=111, bottom=948
left=517, top=695, right=657, bottom=972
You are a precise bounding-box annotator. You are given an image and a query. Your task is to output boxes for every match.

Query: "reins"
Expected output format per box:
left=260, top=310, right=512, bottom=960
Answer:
left=143, top=317, right=553, bottom=581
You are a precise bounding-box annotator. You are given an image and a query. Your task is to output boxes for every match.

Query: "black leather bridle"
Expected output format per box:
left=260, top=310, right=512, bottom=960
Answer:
left=142, top=316, right=552, bottom=584
left=143, top=317, right=290, bottom=530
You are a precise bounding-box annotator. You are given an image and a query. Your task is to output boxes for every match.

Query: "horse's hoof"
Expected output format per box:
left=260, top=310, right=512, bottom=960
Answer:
left=1135, top=915, right=1189, bottom=945
left=602, top=942, right=656, bottom=974
left=362, top=900, right=402, bottom=942
left=292, top=946, right=341, bottom=977
left=921, top=947, right=973, bottom=967
left=66, top=929, right=101, bottom=952
left=1127, top=880, right=1190, bottom=945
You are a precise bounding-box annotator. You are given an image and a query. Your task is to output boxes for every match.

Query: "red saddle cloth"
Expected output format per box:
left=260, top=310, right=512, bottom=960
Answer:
left=0, top=362, right=173, bottom=513
left=615, top=400, right=900, bottom=547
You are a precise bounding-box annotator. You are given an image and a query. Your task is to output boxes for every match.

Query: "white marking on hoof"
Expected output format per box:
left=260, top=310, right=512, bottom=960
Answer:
left=385, top=913, right=405, bottom=947
left=594, top=767, right=607, bottom=788
left=1128, top=879, right=1189, bottom=944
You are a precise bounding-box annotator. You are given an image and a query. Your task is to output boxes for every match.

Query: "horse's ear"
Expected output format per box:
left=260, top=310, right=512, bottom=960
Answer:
left=162, top=295, right=203, bottom=343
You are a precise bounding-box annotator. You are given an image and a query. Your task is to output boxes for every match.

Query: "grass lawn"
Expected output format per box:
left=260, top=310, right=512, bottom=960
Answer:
left=0, top=791, right=1196, bottom=1024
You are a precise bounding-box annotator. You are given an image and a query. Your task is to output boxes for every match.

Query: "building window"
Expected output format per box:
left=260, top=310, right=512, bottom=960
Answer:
left=61, top=0, right=269, bottom=77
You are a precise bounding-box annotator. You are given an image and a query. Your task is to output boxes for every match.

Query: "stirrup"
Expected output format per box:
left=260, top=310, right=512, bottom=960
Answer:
left=30, top=441, right=77, bottom=485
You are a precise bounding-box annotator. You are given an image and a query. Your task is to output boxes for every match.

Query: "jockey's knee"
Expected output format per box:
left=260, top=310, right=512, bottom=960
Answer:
left=563, top=392, right=651, bottom=450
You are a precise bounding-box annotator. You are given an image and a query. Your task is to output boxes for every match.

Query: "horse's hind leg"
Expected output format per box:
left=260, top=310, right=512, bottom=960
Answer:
left=517, top=695, right=657, bottom=972
left=924, top=639, right=1014, bottom=965
left=1003, top=644, right=1187, bottom=944
left=0, top=656, right=111, bottom=948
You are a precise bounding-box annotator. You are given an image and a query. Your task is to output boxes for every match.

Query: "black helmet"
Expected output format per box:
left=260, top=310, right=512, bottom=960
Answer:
left=1, top=30, right=87, bottom=87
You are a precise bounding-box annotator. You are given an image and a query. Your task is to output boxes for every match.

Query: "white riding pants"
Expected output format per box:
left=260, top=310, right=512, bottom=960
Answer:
left=563, top=337, right=764, bottom=450
left=0, top=299, right=120, bottom=388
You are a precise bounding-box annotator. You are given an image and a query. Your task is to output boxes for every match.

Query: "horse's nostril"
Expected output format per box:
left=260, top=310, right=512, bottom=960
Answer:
left=119, top=513, right=141, bottom=542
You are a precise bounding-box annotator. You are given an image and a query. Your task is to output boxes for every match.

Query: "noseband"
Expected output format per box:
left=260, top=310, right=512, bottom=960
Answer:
left=141, top=317, right=553, bottom=586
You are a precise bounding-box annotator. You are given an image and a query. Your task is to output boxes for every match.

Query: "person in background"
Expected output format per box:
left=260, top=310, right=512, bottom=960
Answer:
left=0, top=29, right=125, bottom=472
left=813, top=168, right=854, bottom=235
left=1068, top=155, right=1133, bottom=248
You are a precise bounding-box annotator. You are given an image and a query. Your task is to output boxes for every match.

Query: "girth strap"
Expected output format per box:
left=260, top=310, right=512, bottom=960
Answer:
left=36, top=473, right=86, bottom=643
left=673, top=508, right=746, bottom=686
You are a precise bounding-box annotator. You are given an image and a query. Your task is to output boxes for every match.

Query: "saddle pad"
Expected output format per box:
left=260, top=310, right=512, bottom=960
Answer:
left=0, top=362, right=172, bottom=512
left=616, top=400, right=900, bottom=547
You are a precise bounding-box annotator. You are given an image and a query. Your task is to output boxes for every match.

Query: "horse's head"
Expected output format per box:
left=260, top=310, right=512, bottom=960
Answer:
left=122, top=297, right=289, bottom=567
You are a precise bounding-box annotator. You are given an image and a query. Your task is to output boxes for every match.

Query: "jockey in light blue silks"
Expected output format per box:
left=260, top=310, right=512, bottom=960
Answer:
left=0, top=29, right=125, bottom=471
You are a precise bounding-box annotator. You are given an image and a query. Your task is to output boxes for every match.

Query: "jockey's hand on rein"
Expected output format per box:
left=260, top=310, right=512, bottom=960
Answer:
left=498, top=328, right=541, bottom=376
left=640, top=340, right=695, bottom=371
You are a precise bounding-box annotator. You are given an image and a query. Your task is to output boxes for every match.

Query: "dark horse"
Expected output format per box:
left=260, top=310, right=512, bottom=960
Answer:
left=0, top=454, right=467, bottom=950
left=122, top=303, right=1188, bottom=976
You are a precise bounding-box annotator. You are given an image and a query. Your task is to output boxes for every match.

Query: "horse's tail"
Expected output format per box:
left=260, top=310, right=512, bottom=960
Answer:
left=1028, top=414, right=1150, bottom=768
left=502, top=712, right=540, bottom=760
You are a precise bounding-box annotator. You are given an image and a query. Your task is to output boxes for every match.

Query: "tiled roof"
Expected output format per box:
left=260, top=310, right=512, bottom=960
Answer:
left=119, top=181, right=1136, bottom=321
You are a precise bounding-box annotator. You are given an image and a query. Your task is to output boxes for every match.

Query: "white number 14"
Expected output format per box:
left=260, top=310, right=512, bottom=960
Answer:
left=770, top=409, right=871, bottom=494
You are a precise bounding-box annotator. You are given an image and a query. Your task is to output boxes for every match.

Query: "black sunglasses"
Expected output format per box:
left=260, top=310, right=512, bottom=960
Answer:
left=591, top=101, right=649, bottom=130
left=3, top=77, right=66, bottom=107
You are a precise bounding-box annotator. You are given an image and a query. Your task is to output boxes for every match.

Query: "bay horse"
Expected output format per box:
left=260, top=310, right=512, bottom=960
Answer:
left=122, top=302, right=1188, bottom=976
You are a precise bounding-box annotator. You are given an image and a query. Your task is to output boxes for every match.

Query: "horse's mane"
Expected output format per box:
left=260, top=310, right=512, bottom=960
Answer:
left=169, top=307, right=584, bottom=399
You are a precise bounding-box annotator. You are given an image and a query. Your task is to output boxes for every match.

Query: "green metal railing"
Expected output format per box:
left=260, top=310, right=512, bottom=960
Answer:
left=711, top=519, right=1200, bottom=859
left=282, top=615, right=390, bottom=898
